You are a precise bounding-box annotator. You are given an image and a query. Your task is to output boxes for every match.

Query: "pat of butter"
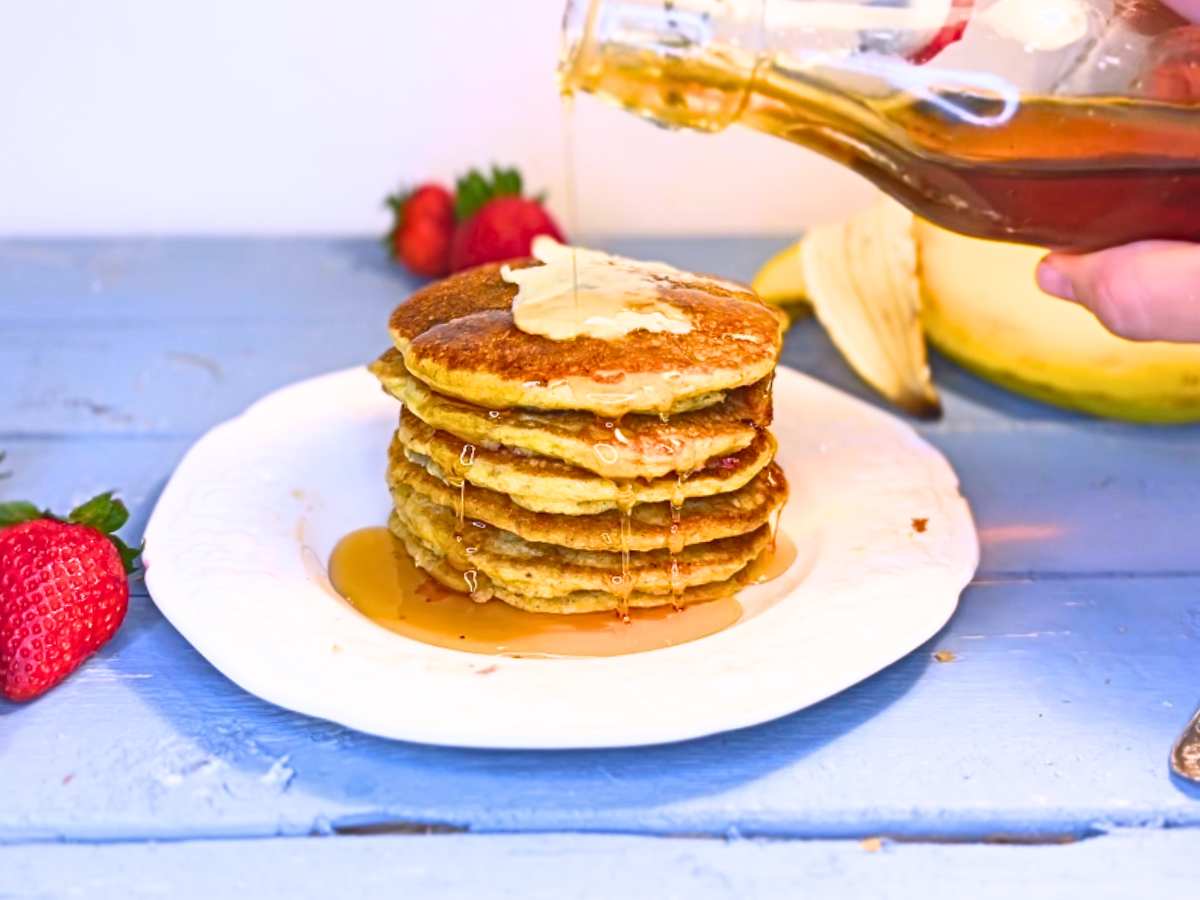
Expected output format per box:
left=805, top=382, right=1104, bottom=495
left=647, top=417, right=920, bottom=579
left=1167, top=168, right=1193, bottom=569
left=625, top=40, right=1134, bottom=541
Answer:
left=502, top=238, right=720, bottom=341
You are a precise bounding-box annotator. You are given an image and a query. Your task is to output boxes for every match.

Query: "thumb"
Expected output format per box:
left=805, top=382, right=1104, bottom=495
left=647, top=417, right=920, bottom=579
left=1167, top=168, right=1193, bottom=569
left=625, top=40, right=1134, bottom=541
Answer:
left=1036, top=242, right=1200, bottom=343
left=1163, top=0, right=1200, bottom=22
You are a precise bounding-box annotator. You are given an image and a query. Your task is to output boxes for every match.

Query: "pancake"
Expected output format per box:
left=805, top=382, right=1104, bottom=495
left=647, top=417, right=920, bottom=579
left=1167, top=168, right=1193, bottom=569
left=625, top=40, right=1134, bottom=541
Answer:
left=389, top=485, right=771, bottom=612
left=370, top=349, right=772, bottom=480
left=387, top=450, right=787, bottom=553
left=388, top=259, right=786, bottom=417
left=391, top=515, right=759, bottom=614
left=394, top=408, right=778, bottom=515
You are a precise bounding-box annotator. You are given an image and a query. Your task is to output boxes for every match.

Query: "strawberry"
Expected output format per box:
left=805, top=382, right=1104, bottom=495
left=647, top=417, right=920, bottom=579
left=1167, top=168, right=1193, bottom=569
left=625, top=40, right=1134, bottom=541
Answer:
left=402, top=184, right=454, bottom=229
left=397, top=216, right=454, bottom=278
left=1136, top=26, right=1200, bottom=102
left=385, top=183, right=455, bottom=278
left=449, top=166, right=565, bottom=272
left=907, top=0, right=974, bottom=66
left=0, top=492, right=140, bottom=702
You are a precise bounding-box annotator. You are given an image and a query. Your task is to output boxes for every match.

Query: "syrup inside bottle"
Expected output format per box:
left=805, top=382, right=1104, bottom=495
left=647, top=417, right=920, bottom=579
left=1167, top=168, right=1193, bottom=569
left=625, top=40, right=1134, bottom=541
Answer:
left=562, top=42, right=1200, bottom=250
left=327, top=526, right=794, bottom=658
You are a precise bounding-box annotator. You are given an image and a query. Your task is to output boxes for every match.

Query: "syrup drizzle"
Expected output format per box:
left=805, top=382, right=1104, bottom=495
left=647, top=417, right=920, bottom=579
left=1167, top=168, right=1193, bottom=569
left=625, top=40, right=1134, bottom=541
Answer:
left=450, top=442, right=477, bottom=593
left=765, top=466, right=782, bottom=554
left=668, top=468, right=689, bottom=610
left=328, top=527, right=747, bottom=658
left=561, top=90, right=582, bottom=331
left=743, top=529, right=798, bottom=585
left=614, top=479, right=635, bottom=622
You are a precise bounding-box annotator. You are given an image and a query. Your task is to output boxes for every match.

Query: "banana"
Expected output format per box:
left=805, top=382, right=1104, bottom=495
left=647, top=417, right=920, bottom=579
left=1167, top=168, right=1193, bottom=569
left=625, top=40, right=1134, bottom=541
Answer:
left=917, top=220, right=1200, bottom=424
left=754, top=200, right=1200, bottom=424
left=751, top=242, right=810, bottom=323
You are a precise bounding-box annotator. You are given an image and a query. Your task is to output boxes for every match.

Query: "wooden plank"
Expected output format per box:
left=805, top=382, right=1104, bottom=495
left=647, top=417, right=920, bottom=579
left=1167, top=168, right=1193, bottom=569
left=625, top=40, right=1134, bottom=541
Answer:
left=1, top=237, right=1172, bottom=436
left=2, top=319, right=387, bottom=437
left=0, top=236, right=789, bottom=335
left=0, top=316, right=1118, bottom=436
left=0, top=439, right=189, bottom=540
left=3, top=237, right=1199, bottom=850
left=0, top=238, right=418, bottom=324
left=934, top=426, right=1200, bottom=575
left=0, top=576, right=1196, bottom=843
left=0, top=318, right=801, bottom=434
left=5, top=412, right=1198, bottom=577
left=0, top=831, right=1195, bottom=899
left=0, top=237, right=786, bottom=325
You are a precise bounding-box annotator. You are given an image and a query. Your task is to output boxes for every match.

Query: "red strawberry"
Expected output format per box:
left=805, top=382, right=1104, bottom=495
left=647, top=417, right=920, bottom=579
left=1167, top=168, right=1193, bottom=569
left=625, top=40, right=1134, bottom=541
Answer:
left=385, top=183, right=455, bottom=278
left=1136, top=26, right=1200, bottom=103
left=0, top=492, right=140, bottom=702
left=907, top=0, right=974, bottom=65
left=449, top=166, right=565, bottom=272
left=403, top=184, right=454, bottom=229
left=398, top=217, right=454, bottom=278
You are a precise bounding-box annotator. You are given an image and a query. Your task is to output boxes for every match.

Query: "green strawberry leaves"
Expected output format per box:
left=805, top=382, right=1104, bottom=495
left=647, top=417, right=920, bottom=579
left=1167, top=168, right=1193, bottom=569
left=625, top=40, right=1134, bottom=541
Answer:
left=0, top=501, right=43, bottom=527
left=108, top=535, right=143, bottom=576
left=384, top=190, right=411, bottom=220
left=382, top=190, right=411, bottom=252
left=68, top=492, right=141, bottom=574
left=0, top=491, right=142, bottom=575
left=68, top=491, right=129, bottom=534
left=455, top=165, right=524, bottom=222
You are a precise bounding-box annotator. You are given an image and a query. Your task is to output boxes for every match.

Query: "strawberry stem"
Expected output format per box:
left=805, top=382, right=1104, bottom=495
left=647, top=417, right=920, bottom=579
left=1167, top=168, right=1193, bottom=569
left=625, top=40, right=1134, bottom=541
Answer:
left=382, top=189, right=411, bottom=255
left=0, top=492, right=142, bottom=575
left=0, top=501, right=43, bottom=527
left=68, top=491, right=129, bottom=533
left=454, top=164, right=525, bottom=222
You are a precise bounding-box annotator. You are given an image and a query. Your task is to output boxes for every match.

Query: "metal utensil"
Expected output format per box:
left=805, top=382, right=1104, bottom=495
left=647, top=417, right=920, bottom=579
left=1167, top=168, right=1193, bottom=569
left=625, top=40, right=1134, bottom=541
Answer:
left=1171, top=704, right=1200, bottom=783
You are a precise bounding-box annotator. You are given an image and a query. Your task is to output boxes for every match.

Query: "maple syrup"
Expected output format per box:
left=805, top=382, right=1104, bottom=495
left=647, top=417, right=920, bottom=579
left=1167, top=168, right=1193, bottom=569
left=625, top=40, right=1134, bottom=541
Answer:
left=327, top=526, right=799, bottom=657
left=613, top=480, right=636, bottom=620
left=561, top=90, right=582, bottom=324
left=561, top=42, right=1200, bottom=250
left=667, top=469, right=687, bottom=609
left=744, top=527, right=798, bottom=585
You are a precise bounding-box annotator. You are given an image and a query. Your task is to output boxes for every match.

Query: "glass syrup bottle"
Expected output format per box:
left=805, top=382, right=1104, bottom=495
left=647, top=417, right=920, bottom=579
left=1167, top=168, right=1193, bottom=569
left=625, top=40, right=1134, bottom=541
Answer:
left=559, top=0, right=1200, bottom=250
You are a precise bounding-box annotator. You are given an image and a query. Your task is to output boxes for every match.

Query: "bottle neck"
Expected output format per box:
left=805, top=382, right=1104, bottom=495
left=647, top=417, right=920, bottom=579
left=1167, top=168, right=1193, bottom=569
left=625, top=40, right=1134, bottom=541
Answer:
left=558, top=0, right=1023, bottom=136
left=560, top=0, right=767, bottom=132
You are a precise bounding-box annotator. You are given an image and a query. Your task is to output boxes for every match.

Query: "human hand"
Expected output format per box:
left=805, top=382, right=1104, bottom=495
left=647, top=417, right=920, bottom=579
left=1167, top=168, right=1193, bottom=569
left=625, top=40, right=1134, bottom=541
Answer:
left=1166, top=0, right=1200, bottom=21
left=1035, top=1, right=1200, bottom=343
left=1037, top=243, right=1200, bottom=342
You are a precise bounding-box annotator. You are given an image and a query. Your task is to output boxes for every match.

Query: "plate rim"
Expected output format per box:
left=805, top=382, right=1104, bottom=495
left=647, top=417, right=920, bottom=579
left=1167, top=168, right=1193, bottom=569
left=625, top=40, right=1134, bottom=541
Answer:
left=144, top=364, right=978, bottom=749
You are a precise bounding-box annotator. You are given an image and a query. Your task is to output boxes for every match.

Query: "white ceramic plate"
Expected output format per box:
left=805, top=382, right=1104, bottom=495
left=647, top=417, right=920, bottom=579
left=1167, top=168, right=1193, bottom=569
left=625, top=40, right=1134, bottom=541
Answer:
left=144, top=365, right=977, bottom=749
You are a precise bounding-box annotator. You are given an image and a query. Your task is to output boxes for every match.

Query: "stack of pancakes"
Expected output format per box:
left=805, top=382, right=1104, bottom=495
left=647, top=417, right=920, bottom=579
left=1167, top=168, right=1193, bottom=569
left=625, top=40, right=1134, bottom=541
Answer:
left=369, top=255, right=789, bottom=615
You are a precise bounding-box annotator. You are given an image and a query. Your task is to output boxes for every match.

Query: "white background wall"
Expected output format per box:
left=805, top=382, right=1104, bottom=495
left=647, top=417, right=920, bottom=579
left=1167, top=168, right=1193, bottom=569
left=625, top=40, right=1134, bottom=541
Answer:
left=0, top=0, right=875, bottom=236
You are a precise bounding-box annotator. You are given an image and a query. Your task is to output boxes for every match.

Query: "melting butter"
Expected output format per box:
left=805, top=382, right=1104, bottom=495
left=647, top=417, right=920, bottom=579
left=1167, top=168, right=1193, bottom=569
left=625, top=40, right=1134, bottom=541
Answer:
left=501, top=238, right=731, bottom=342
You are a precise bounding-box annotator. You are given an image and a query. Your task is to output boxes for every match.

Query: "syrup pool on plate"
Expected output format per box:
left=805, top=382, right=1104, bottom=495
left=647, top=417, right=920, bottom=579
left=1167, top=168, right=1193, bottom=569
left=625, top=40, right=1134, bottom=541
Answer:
left=327, top=527, right=796, bottom=658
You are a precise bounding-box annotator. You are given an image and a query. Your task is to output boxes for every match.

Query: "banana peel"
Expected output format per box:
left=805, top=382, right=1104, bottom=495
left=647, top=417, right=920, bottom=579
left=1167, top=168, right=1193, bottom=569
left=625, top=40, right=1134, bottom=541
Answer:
left=755, top=200, right=1200, bottom=424
left=800, top=201, right=941, bottom=418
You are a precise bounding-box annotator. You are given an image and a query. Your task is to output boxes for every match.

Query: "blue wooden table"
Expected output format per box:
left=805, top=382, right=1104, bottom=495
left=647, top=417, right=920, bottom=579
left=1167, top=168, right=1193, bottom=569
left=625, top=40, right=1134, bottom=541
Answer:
left=2, top=237, right=1198, bottom=897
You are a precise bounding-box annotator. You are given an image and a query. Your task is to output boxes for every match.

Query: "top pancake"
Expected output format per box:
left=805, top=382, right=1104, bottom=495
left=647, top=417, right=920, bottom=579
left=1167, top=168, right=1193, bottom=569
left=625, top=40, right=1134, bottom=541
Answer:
left=389, top=258, right=786, bottom=417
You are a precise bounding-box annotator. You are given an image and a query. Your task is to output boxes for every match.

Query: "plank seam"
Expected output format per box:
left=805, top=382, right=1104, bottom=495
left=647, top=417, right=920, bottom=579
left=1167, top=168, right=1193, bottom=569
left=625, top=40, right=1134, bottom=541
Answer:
left=4, top=820, right=1200, bottom=848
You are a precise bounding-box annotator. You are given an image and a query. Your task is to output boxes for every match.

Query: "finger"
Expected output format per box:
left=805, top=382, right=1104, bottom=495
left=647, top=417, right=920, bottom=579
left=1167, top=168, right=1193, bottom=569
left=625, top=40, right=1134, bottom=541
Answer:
left=1163, top=0, right=1200, bottom=23
left=1119, top=0, right=1195, bottom=30
left=1036, top=242, right=1200, bottom=343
